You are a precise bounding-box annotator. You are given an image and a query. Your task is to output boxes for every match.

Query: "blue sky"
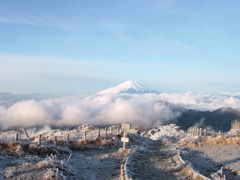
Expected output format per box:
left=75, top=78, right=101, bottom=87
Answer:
left=0, top=0, right=240, bottom=95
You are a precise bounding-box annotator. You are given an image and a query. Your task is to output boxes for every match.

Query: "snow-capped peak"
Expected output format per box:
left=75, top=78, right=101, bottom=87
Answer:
left=97, top=80, right=159, bottom=94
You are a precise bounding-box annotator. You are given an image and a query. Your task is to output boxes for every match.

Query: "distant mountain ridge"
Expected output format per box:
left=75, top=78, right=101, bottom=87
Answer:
left=97, top=80, right=159, bottom=94
left=176, top=107, right=240, bottom=132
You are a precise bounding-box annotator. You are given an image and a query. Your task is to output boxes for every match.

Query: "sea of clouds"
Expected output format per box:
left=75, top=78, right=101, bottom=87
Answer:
left=0, top=92, right=240, bottom=130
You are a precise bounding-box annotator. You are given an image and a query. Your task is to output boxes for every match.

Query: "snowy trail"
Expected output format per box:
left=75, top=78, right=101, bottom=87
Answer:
left=127, top=140, right=190, bottom=180
left=67, top=148, right=125, bottom=180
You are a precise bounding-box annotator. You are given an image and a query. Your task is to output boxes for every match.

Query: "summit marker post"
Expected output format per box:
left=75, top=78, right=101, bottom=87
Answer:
left=121, top=124, right=130, bottom=150
left=120, top=124, right=138, bottom=150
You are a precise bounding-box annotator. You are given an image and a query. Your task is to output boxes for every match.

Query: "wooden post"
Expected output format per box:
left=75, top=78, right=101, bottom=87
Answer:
left=54, top=136, right=57, bottom=147
left=97, top=129, right=100, bottom=139
left=38, top=135, right=41, bottom=145
left=199, top=128, right=202, bottom=136
left=67, top=133, right=70, bottom=142
left=189, top=127, right=192, bottom=135
left=22, top=128, right=31, bottom=141
left=15, top=133, right=18, bottom=142
left=204, top=129, right=207, bottom=136
left=84, top=131, right=87, bottom=140
left=121, top=124, right=131, bottom=150
left=123, top=132, right=127, bottom=150
left=105, top=127, right=108, bottom=139
left=123, top=142, right=126, bottom=149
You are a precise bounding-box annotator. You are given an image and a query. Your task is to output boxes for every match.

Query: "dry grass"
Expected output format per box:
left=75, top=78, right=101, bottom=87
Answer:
left=58, top=137, right=116, bottom=151
left=78, top=139, right=89, bottom=145
left=36, top=160, right=51, bottom=168
left=204, top=136, right=240, bottom=145
left=0, top=136, right=116, bottom=155
left=94, top=137, right=115, bottom=146
left=23, top=144, right=59, bottom=155
left=0, top=142, right=59, bottom=155
left=179, top=136, right=240, bottom=148
left=0, top=142, right=23, bottom=154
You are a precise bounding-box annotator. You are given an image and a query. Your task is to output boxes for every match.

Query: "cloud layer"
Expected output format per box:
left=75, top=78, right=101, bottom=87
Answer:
left=0, top=92, right=240, bottom=130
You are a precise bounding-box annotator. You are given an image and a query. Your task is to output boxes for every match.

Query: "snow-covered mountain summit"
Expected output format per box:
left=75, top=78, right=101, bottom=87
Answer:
left=97, top=80, right=159, bottom=94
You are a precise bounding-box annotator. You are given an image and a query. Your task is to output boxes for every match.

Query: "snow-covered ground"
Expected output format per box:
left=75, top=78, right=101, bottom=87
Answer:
left=0, top=124, right=139, bottom=179
left=0, top=124, right=240, bottom=179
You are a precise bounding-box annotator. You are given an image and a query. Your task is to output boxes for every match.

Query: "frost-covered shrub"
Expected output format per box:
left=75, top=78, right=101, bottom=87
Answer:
left=4, top=169, right=13, bottom=178
left=145, top=124, right=186, bottom=143
left=44, top=168, right=66, bottom=180
left=37, top=154, right=65, bottom=169
left=38, top=154, right=73, bottom=179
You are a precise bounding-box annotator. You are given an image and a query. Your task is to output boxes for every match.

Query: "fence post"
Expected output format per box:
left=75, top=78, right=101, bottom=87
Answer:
left=84, top=131, right=87, bottom=140
left=22, top=128, right=31, bottom=141
left=199, top=128, right=202, bottom=136
left=123, top=132, right=127, bottom=150
left=97, top=129, right=100, bottom=139
left=67, top=133, right=70, bottom=142
left=204, top=129, right=207, bottom=136
left=38, top=135, right=41, bottom=145
left=105, top=127, right=108, bottom=139
left=189, top=127, right=192, bottom=135
left=54, top=136, right=57, bottom=147
left=15, top=133, right=18, bottom=142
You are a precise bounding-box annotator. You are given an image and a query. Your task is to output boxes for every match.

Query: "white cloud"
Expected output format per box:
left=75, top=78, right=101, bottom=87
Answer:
left=0, top=100, right=51, bottom=129
left=158, top=92, right=240, bottom=110
left=0, top=92, right=240, bottom=130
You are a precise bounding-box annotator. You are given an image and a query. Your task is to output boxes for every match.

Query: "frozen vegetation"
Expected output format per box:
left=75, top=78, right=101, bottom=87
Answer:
left=0, top=124, right=239, bottom=179
left=144, top=124, right=186, bottom=142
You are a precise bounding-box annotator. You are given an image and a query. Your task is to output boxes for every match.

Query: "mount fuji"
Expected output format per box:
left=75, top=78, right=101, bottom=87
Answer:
left=97, top=80, right=159, bottom=94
